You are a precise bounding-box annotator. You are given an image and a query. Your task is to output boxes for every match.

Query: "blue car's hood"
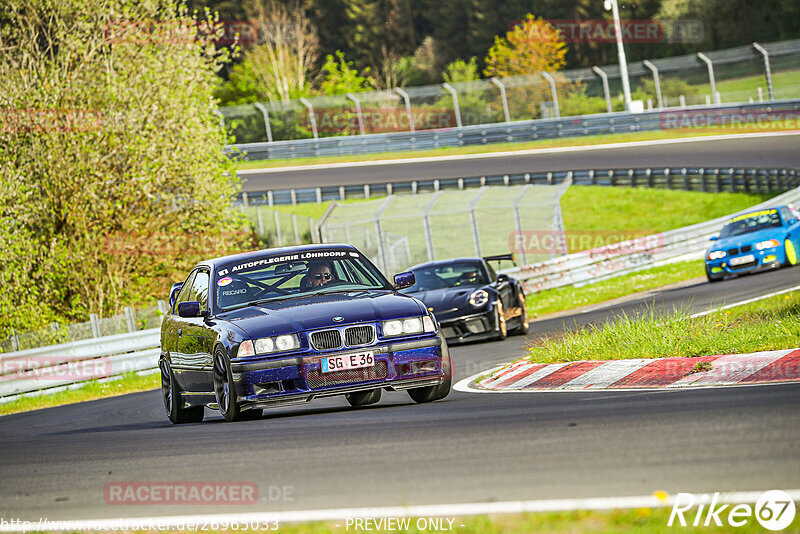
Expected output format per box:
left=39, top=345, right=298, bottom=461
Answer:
left=710, top=227, right=785, bottom=251
left=216, top=291, right=424, bottom=339
left=408, top=286, right=485, bottom=319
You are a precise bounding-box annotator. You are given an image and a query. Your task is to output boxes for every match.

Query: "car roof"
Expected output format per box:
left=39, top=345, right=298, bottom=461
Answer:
left=728, top=205, right=788, bottom=220
left=196, top=243, right=359, bottom=270
left=408, top=257, right=484, bottom=270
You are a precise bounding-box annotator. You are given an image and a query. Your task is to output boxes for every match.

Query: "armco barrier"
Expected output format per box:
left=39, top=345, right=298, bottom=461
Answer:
left=229, top=100, right=800, bottom=161
left=0, top=328, right=160, bottom=402
left=504, top=183, right=800, bottom=292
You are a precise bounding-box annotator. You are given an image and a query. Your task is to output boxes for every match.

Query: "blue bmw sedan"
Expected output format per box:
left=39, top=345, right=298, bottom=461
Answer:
left=159, top=244, right=451, bottom=423
left=705, top=205, right=800, bottom=282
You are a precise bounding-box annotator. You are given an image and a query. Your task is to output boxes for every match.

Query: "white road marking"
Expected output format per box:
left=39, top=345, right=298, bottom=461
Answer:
left=238, top=130, right=800, bottom=174
left=559, top=359, right=653, bottom=390
left=691, top=284, right=800, bottom=318
left=9, top=490, right=800, bottom=531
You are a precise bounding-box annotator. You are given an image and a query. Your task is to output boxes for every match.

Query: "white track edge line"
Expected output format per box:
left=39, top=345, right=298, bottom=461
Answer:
left=691, top=284, right=800, bottom=318
left=5, top=490, right=800, bottom=531
left=239, top=131, right=800, bottom=174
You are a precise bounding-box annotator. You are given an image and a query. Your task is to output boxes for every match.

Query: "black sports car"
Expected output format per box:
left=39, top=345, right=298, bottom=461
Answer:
left=401, top=255, right=529, bottom=343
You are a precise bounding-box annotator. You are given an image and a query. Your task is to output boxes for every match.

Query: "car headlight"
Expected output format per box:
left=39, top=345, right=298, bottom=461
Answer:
left=237, top=340, right=255, bottom=357
left=250, top=334, right=300, bottom=355
left=707, top=250, right=726, bottom=260
left=755, top=239, right=780, bottom=250
left=469, top=289, right=489, bottom=307
left=383, top=316, right=436, bottom=337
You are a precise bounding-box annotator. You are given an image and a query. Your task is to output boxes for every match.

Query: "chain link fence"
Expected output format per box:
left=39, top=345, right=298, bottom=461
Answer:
left=318, top=180, right=571, bottom=275
left=221, top=39, right=800, bottom=145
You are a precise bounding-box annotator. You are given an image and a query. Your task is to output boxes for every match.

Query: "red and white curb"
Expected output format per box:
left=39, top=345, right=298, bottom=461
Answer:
left=455, top=348, right=800, bottom=393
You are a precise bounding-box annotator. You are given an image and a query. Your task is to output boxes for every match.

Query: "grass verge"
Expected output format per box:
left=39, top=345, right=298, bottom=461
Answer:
left=526, top=260, right=705, bottom=319
left=526, top=289, right=800, bottom=364
left=235, top=123, right=797, bottom=170
left=0, top=371, right=159, bottom=417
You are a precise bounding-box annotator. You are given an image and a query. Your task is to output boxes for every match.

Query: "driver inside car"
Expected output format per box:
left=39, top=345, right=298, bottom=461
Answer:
left=302, top=261, right=336, bottom=289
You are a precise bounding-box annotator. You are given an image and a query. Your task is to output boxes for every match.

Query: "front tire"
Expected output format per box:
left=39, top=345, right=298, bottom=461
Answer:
left=408, top=339, right=452, bottom=404
left=161, top=359, right=204, bottom=424
left=493, top=301, right=508, bottom=341
left=784, top=239, right=797, bottom=267
left=213, top=348, right=262, bottom=422
left=346, top=388, right=382, bottom=407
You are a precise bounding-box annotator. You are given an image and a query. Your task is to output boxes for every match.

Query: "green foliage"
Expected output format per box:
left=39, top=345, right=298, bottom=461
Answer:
left=443, top=58, right=480, bottom=83
left=0, top=0, right=252, bottom=337
left=484, top=14, right=568, bottom=78
left=319, top=51, right=376, bottom=95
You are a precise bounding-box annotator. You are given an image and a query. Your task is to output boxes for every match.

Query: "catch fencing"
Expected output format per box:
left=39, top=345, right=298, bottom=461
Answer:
left=222, top=39, right=800, bottom=159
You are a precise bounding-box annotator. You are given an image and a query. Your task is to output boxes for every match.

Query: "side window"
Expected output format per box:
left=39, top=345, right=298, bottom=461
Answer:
left=189, top=270, right=210, bottom=312
left=173, top=272, right=196, bottom=313
left=780, top=206, right=797, bottom=223
left=486, top=263, right=497, bottom=281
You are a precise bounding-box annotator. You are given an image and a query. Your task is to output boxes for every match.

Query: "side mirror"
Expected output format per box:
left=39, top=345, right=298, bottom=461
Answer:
left=393, top=271, right=416, bottom=290
left=709, top=235, right=718, bottom=241
left=789, top=219, right=797, bottom=226
left=177, top=301, right=202, bottom=318
left=169, top=283, right=184, bottom=309
left=496, top=274, right=510, bottom=283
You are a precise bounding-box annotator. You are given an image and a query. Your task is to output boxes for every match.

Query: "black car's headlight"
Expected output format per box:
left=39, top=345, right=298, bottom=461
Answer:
left=237, top=335, right=300, bottom=357
left=469, top=289, right=489, bottom=307
left=383, top=316, right=436, bottom=337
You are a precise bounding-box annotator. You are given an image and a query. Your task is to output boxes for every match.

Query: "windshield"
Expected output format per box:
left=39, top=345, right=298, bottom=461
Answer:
left=213, top=249, right=391, bottom=310
left=403, top=261, right=488, bottom=292
left=719, top=209, right=782, bottom=238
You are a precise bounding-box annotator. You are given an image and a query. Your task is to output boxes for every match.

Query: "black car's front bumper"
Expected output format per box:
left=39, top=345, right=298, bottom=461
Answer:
left=228, top=335, right=446, bottom=409
left=438, top=307, right=500, bottom=344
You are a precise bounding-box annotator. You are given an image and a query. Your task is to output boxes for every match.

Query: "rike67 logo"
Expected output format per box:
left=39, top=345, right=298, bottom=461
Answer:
left=668, top=491, right=796, bottom=530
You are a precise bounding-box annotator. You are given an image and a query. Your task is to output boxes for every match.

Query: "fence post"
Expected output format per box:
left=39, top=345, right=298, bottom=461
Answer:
left=292, top=214, right=300, bottom=244
left=256, top=206, right=265, bottom=236
left=254, top=102, right=273, bottom=143
left=697, top=53, right=717, bottom=104
left=212, top=109, right=225, bottom=130
left=394, top=88, right=415, bottom=133
left=11, top=329, right=19, bottom=351
left=642, top=60, right=663, bottom=109
left=422, top=192, right=442, bottom=262
left=124, top=307, right=136, bottom=333
left=274, top=210, right=283, bottom=246
left=442, top=83, right=463, bottom=128
left=242, top=192, right=249, bottom=208
left=490, top=77, right=511, bottom=123
left=541, top=72, right=560, bottom=118
left=157, top=300, right=169, bottom=314
left=752, top=43, right=775, bottom=101
left=90, top=313, right=101, bottom=338
left=346, top=92, right=366, bottom=135
left=267, top=191, right=274, bottom=208
left=315, top=187, right=322, bottom=203
left=374, top=197, right=394, bottom=273
left=592, top=66, right=613, bottom=114
left=469, top=187, right=488, bottom=256
left=299, top=97, right=318, bottom=139
left=513, top=185, right=532, bottom=265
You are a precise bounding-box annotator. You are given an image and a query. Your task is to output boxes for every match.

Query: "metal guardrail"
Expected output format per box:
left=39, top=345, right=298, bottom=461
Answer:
left=0, top=328, right=160, bottom=402
left=229, top=100, right=800, bottom=161
left=239, top=167, right=800, bottom=206
left=503, top=183, right=800, bottom=293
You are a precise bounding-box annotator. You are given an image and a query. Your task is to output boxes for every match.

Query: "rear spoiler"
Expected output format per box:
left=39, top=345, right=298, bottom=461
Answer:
left=483, top=253, right=516, bottom=266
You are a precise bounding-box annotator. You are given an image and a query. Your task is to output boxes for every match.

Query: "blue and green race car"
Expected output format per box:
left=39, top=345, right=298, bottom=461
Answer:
left=705, top=205, right=800, bottom=282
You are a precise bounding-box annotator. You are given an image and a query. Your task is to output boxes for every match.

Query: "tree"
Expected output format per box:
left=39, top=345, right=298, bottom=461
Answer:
left=319, top=51, right=377, bottom=95
left=0, top=0, right=251, bottom=336
left=245, top=0, right=320, bottom=102
left=484, top=14, right=567, bottom=78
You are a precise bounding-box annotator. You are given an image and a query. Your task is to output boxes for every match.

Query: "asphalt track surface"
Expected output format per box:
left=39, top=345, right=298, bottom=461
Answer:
left=2, top=266, right=799, bottom=522
left=239, top=132, right=800, bottom=192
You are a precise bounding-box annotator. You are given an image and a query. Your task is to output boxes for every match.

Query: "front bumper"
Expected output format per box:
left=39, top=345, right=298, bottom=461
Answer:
left=437, top=308, right=499, bottom=344
left=229, top=335, right=445, bottom=408
left=706, top=246, right=785, bottom=277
